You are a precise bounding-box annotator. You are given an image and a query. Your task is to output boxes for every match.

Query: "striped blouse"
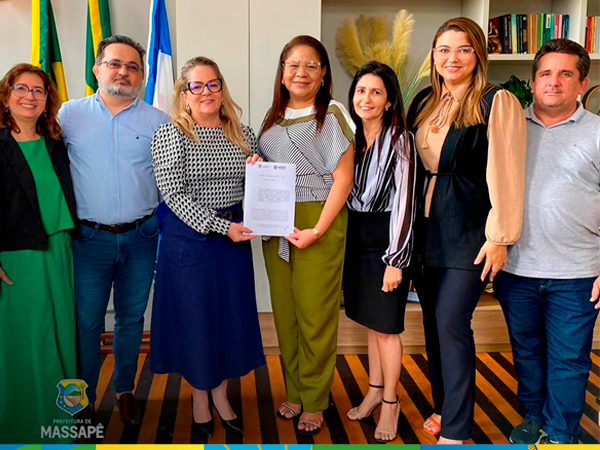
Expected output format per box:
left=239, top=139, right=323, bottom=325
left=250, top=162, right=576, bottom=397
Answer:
left=259, top=100, right=355, bottom=202
left=258, top=100, right=356, bottom=261
left=347, top=128, right=417, bottom=268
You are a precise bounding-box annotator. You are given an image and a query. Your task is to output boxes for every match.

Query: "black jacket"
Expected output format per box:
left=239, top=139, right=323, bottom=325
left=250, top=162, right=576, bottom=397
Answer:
left=407, top=85, right=501, bottom=270
left=0, top=128, right=77, bottom=254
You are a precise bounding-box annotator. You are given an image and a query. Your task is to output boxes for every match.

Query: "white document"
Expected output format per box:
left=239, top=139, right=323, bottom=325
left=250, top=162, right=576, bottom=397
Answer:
left=244, top=162, right=296, bottom=236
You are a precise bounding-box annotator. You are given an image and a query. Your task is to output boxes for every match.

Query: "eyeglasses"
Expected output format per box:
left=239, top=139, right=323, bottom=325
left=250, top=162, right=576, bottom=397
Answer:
left=11, top=83, right=47, bottom=100
left=185, top=79, right=223, bottom=95
left=99, top=59, right=142, bottom=73
left=282, top=61, right=322, bottom=74
left=433, top=46, right=475, bottom=61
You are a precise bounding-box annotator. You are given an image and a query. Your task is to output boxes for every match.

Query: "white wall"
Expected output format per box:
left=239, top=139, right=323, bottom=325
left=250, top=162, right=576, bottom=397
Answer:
left=0, top=0, right=178, bottom=99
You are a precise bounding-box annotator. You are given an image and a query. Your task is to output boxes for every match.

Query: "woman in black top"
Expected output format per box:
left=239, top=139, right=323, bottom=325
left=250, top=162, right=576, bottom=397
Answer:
left=0, top=63, right=77, bottom=443
left=407, top=18, right=526, bottom=443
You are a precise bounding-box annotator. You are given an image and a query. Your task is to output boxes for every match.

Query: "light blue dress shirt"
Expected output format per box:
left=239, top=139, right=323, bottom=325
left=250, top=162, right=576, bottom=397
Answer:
left=59, top=94, right=169, bottom=224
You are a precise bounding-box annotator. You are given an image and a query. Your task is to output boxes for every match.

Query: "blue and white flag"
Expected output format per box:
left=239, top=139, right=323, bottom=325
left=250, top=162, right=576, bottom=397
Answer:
left=145, top=0, right=174, bottom=113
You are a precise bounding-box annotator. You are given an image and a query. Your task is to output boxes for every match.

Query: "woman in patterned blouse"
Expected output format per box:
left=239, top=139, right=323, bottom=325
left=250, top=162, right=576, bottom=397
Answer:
left=343, top=61, right=416, bottom=442
left=150, top=57, right=265, bottom=438
left=259, top=35, right=355, bottom=435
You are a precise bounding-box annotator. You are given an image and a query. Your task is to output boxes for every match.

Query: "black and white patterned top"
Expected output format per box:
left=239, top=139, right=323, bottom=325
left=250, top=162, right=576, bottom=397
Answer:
left=258, top=100, right=355, bottom=261
left=347, top=128, right=417, bottom=268
left=151, top=122, right=257, bottom=235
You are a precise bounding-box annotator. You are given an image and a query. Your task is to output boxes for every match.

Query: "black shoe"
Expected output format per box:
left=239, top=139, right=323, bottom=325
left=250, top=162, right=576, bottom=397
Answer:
left=219, top=414, right=243, bottom=435
left=191, top=395, right=214, bottom=437
left=192, top=418, right=214, bottom=438
left=509, top=418, right=546, bottom=444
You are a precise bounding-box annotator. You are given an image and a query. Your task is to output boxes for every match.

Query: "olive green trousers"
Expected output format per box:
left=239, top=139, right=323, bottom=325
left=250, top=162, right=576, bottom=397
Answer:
left=263, top=202, right=347, bottom=412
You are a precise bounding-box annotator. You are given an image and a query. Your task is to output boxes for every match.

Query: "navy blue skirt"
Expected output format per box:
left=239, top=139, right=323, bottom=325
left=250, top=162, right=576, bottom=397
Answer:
left=150, top=203, right=265, bottom=390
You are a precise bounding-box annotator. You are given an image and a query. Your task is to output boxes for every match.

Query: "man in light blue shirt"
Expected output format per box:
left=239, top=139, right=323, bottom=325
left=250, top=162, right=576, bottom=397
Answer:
left=59, top=35, right=169, bottom=425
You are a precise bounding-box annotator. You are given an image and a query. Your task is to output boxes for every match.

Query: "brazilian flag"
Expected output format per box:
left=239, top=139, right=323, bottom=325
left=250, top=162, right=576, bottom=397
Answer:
left=31, top=0, right=68, bottom=103
left=85, top=0, right=112, bottom=96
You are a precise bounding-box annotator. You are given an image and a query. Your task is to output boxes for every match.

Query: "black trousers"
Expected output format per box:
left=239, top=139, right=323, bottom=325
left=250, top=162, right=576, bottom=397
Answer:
left=411, top=266, right=488, bottom=440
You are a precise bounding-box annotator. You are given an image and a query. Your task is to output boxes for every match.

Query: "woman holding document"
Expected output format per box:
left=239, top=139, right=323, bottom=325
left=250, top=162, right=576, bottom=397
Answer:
left=258, top=35, right=355, bottom=435
left=150, top=56, right=264, bottom=438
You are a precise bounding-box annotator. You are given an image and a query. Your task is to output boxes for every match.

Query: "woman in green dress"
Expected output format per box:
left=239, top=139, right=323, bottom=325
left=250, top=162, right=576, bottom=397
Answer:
left=0, top=63, right=78, bottom=443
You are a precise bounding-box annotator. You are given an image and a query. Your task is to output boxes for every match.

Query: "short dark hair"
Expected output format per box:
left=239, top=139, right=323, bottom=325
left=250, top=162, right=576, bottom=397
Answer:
left=95, top=35, right=146, bottom=69
left=532, top=38, right=590, bottom=81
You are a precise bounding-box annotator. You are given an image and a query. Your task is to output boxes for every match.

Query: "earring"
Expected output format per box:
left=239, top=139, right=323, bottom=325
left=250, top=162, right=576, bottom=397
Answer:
left=185, top=103, right=191, bottom=114
left=384, top=106, right=389, bottom=111
left=321, top=80, right=325, bottom=87
left=43, top=111, right=47, bottom=117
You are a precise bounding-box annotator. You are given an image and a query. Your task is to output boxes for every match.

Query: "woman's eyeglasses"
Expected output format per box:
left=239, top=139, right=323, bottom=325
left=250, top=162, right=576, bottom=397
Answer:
left=11, top=84, right=47, bottom=101
left=433, top=46, right=475, bottom=61
left=282, top=61, right=322, bottom=74
left=185, top=79, right=223, bottom=95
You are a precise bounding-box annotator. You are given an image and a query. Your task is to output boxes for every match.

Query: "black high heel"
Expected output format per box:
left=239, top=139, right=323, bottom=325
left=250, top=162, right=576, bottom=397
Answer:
left=191, top=396, right=214, bottom=438
left=218, top=413, right=244, bottom=436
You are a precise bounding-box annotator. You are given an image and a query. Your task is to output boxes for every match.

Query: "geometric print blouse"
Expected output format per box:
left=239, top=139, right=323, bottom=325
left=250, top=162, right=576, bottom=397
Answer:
left=151, top=122, right=257, bottom=235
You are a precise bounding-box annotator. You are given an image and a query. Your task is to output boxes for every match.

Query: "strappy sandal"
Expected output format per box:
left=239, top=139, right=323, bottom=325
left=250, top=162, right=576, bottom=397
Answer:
left=298, top=416, right=323, bottom=436
left=347, top=383, right=384, bottom=421
left=423, top=414, right=441, bottom=436
left=374, top=397, right=400, bottom=443
left=276, top=402, right=301, bottom=420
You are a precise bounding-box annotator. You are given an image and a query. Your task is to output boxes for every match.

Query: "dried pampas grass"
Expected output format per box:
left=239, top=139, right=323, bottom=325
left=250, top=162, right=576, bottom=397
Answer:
left=335, top=9, right=430, bottom=106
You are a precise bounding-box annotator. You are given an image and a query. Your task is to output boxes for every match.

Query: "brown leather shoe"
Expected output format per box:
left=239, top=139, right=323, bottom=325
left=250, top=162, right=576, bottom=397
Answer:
left=115, top=393, right=142, bottom=425
left=78, top=402, right=95, bottom=424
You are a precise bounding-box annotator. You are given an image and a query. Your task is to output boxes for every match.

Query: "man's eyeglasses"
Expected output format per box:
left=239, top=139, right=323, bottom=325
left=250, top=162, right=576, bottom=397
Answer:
left=100, top=59, right=142, bottom=73
left=11, top=83, right=47, bottom=100
left=433, top=46, right=476, bottom=61
left=185, top=79, right=223, bottom=95
left=282, top=61, right=322, bottom=74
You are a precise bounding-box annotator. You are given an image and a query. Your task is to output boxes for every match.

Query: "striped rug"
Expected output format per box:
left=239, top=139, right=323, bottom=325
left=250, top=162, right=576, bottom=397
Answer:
left=90, top=352, right=600, bottom=444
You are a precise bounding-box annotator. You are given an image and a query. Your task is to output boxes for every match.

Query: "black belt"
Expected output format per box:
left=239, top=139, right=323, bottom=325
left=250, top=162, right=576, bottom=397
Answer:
left=79, top=213, right=154, bottom=234
left=215, top=208, right=241, bottom=221
left=423, top=170, right=462, bottom=198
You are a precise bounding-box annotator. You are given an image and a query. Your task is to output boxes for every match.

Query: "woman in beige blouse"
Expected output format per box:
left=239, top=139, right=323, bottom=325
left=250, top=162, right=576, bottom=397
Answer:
left=406, top=17, right=526, bottom=444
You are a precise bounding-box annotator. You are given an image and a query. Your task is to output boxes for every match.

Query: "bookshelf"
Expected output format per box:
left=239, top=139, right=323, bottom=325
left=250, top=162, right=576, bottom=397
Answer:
left=322, top=0, right=599, bottom=105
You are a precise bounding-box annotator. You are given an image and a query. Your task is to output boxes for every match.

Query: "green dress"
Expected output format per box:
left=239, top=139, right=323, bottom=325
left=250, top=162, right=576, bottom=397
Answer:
left=0, top=138, right=77, bottom=444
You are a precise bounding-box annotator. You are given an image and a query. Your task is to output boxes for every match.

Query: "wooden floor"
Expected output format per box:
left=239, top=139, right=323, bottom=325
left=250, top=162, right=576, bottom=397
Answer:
left=90, top=351, right=600, bottom=445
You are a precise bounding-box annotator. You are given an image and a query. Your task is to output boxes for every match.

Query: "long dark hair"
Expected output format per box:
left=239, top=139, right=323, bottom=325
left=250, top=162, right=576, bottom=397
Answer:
left=348, top=61, right=408, bottom=162
left=260, top=35, right=333, bottom=136
left=0, top=63, right=62, bottom=140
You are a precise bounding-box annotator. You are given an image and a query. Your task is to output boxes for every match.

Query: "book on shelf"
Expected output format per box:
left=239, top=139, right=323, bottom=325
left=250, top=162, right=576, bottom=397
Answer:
left=488, top=13, right=569, bottom=54
left=585, top=16, right=600, bottom=54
